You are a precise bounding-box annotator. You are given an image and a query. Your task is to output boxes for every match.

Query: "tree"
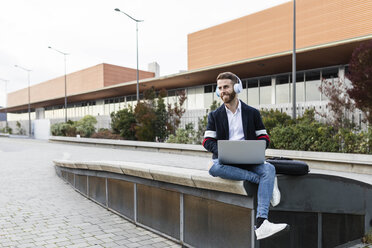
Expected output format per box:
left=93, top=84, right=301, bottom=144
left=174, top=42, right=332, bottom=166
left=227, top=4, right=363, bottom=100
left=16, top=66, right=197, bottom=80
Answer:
left=155, top=89, right=168, bottom=142
left=167, top=90, right=187, bottom=135
left=347, top=40, right=372, bottom=124
left=319, top=78, right=355, bottom=130
left=134, top=87, right=157, bottom=141
left=111, top=107, right=136, bottom=140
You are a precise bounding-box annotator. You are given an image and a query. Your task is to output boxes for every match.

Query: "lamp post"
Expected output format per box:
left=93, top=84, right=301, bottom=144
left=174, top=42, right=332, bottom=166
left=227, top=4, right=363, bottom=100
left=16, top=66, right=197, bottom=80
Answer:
left=49, top=46, right=68, bottom=122
left=115, top=8, right=143, bottom=102
left=292, top=0, right=297, bottom=119
left=0, top=78, right=9, bottom=130
left=14, top=65, right=32, bottom=137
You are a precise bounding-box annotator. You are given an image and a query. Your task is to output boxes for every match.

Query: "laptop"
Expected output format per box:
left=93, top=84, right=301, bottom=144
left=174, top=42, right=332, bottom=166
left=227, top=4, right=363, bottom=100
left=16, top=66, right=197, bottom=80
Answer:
left=218, top=140, right=266, bottom=165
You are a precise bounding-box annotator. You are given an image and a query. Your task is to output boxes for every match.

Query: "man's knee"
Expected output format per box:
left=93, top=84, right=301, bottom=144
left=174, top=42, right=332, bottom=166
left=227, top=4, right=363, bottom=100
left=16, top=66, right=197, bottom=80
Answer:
left=263, top=162, right=276, bottom=177
left=209, top=161, right=222, bottom=177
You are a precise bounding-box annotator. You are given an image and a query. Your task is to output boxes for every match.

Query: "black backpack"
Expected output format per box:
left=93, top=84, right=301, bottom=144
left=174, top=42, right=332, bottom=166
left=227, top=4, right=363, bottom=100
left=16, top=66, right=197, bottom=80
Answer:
left=266, top=157, right=309, bottom=175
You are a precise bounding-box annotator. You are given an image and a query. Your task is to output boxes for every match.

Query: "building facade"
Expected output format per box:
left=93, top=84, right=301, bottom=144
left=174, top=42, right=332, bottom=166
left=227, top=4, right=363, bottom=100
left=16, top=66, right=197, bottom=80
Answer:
left=1, top=0, right=371, bottom=134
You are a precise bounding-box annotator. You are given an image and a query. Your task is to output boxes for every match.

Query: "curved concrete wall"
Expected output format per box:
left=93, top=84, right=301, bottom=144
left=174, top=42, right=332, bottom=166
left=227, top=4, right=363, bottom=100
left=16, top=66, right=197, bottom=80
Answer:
left=54, top=159, right=372, bottom=248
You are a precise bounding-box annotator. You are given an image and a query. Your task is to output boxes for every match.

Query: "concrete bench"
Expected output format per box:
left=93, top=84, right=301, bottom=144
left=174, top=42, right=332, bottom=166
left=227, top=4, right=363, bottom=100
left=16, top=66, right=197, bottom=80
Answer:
left=53, top=159, right=372, bottom=248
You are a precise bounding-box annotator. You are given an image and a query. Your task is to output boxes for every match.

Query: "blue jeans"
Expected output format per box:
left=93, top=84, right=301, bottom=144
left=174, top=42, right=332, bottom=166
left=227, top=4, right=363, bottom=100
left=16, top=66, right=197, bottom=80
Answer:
left=209, top=159, right=275, bottom=219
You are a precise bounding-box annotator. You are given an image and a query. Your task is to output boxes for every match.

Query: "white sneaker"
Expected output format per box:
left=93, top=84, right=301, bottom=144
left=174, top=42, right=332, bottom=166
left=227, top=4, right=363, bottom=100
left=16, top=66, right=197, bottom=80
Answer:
left=255, top=220, right=288, bottom=240
left=270, top=176, right=281, bottom=207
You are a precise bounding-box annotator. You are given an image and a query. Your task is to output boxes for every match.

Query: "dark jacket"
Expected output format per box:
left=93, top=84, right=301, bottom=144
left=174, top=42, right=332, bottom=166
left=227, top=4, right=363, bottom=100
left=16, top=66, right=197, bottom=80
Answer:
left=202, top=100, right=270, bottom=159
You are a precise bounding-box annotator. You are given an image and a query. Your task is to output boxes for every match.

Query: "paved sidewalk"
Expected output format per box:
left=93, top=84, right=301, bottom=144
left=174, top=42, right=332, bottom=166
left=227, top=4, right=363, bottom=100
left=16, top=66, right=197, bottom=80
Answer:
left=0, top=138, right=181, bottom=248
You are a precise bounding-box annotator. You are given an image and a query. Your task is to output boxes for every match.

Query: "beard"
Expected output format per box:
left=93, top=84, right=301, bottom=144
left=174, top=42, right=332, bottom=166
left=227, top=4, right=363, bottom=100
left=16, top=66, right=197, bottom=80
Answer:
left=221, top=91, right=236, bottom=103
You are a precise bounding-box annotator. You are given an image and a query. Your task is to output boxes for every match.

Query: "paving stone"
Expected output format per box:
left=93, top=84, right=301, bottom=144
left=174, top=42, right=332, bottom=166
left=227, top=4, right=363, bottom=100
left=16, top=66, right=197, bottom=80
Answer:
left=0, top=139, right=180, bottom=248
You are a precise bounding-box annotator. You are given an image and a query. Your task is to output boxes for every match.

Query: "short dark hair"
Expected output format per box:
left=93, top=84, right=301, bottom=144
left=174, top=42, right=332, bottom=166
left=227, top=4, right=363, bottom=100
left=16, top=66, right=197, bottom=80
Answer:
left=216, top=72, right=238, bottom=84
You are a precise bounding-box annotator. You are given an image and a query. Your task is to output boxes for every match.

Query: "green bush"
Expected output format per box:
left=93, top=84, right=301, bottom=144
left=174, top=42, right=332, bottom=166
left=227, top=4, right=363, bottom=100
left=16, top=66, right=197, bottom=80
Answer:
left=261, top=109, right=294, bottom=135
left=167, top=123, right=196, bottom=144
left=51, top=120, right=77, bottom=137
left=111, top=107, right=136, bottom=140
left=75, top=115, right=97, bottom=138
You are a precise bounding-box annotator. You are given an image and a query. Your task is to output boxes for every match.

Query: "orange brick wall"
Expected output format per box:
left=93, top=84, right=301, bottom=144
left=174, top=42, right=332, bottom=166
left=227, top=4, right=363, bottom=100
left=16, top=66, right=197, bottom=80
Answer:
left=103, top=64, right=154, bottom=87
left=188, top=0, right=372, bottom=70
left=8, top=64, right=154, bottom=107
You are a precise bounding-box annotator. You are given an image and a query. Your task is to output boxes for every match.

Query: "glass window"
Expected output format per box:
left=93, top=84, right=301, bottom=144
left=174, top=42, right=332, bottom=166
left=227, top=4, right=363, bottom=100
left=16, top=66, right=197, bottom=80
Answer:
left=104, top=99, right=108, bottom=104
left=114, top=98, right=119, bottom=103
left=119, top=97, right=125, bottom=102
left=242, top=80, right=247, bottom=89
left=168, top=91, right=176, bottom=97
left=204, top=85, right=213, bottom=93
left=290, top=72, right=304, bottom=82
left=305, top=71, right=320, bottom=81
left=322, top=68, right=338, bottom=79
left=277, top=75, right=289, bottom=85
left=247, top=79, right=258, bottom=88
left=260, top=77, right=271, bottom=87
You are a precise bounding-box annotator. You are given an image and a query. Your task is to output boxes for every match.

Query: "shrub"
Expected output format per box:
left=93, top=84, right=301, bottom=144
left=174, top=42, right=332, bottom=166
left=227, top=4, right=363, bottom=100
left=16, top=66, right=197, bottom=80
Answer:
left=75, top=115, right=97, bottom=138
left=167, top=123, right=196, bottom=144
left=134, top=101, right=157, bottom=141
left=111, top=107, right=136, bottom=140
left=16, top=121, right=26, bottom=135
left=51, top=120, right=77, bottom=137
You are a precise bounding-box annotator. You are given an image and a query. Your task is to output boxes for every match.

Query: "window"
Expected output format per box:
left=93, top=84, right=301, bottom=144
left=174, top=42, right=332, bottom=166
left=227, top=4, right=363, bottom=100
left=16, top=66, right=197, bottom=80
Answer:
left=242, top=80, right=247, bottom=89
left=247, top=79, right=258, bottom=88
left=290, top=72, right=304, bottom=82
left=277, top=75, right=289, bottom=85
left=305, top=71, right=320, bottom=81
left=322, top=68, right=338, bottom=79
left=114, top=98, right=119, bottom=103
left=119, top=97, right=125, bottom=102
left=204, top=85, right=213, bottom=93
left=260, top=77, right=271, bottom=87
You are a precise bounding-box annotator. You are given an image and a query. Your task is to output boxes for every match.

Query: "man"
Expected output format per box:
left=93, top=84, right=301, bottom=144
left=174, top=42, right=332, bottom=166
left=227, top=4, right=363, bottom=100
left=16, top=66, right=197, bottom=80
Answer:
left=203, top=72, right=288, bottom=240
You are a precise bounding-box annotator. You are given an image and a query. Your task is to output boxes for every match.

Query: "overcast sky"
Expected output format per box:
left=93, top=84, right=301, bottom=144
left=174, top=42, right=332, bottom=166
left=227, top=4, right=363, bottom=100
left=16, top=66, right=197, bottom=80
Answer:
left=0, top=0, right=290, bottom=107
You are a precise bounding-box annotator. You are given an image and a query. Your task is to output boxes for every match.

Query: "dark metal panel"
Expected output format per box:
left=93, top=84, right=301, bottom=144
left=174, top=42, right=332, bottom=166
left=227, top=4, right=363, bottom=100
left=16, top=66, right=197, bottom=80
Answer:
left=137, top=184, right=180, bottom=239
left=61, top=167, right=253, bottom=209
left=322, top=213, right=364, bottom=248
left=107, top=179, right=134, bottom=221
left=259, top=211, right=317, bottom=248
left=66, top=172, right=74, bottom=185
left=61, top=170, right=67, bottom=180
left=88, top=176, right=106, bottom=206
left=273, top=175, right=366, bottom=214
left=75, top=174, right=87, bottom=195
left=184, top=194, right=251, bottom=248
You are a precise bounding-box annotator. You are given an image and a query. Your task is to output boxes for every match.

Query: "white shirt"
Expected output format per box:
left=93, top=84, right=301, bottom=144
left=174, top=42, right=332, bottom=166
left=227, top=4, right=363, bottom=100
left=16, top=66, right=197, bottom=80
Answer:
left=225, top=100, right=245, bottom=141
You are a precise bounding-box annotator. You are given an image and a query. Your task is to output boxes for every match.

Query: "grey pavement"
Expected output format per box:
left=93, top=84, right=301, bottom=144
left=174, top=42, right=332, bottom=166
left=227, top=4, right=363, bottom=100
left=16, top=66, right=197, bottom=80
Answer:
left=1, top=138, right=371, bottom=248
left=0, top=138, right=184, bottom=248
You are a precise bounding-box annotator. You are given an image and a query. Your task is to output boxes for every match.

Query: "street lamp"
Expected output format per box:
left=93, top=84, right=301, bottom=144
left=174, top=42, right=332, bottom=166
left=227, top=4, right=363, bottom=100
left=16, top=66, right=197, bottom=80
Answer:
left=14, top=65, right=32, bottom=137
left=114, top=8, right=143, bottom=102
left=0, top=78, right=9, bottom=131
left=49, top=46, right=68, bottom=122
left=292, top=0, right=297, bottom=119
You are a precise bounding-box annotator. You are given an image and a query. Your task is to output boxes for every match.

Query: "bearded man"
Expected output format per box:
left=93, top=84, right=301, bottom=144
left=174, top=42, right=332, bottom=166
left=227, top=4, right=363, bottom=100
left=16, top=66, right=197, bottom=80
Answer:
left=203, top=72, right=288, bottom=240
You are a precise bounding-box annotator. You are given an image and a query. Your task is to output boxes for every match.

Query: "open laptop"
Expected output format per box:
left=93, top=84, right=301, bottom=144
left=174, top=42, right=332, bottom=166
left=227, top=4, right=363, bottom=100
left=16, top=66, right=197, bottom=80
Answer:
left=218, top=140, right=266, bottom=165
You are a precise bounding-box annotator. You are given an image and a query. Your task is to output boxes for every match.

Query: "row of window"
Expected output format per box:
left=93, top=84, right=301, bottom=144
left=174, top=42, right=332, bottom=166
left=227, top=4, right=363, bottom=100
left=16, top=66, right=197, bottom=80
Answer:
left=204, top=66, right=339, bottom=93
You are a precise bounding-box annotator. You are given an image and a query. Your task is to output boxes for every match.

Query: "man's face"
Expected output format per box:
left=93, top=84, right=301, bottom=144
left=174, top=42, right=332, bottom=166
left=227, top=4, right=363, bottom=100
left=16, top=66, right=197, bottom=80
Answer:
left=217, top=79, right=236, bottom=104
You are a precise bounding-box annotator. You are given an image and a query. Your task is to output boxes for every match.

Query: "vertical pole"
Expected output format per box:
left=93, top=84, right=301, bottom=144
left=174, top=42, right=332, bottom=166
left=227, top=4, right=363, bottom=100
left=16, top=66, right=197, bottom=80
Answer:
left=318, top=212, right=322, bottom=248
left=180, top=193, right=184, bottom=243
left=292, top=0, right=297, bottom=119
left=64, top=54, right=67, bottom=122
left=27, top=71, right=31, bottom=137
left=134, top=183, right=137, bottom=224
left=4, top=80, right=8, bottom=130
left=136, top=21, right=140, bottom=102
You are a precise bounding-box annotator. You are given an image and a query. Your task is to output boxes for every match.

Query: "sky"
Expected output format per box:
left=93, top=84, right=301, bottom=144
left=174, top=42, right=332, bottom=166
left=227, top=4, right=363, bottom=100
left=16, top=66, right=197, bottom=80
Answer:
left=0, top=0, right=290, bottom=107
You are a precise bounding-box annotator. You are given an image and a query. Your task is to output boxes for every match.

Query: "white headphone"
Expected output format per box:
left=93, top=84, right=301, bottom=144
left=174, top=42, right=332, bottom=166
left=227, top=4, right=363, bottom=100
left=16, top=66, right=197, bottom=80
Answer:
left=216, top=74, right=243, bottom=97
